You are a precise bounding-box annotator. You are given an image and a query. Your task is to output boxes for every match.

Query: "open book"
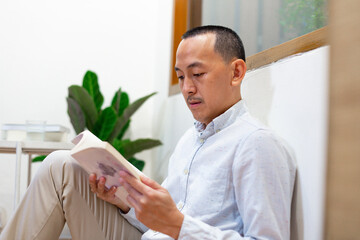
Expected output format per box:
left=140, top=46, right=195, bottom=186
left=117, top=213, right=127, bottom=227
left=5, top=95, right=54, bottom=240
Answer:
left=70, top=130, right=142, bottom=207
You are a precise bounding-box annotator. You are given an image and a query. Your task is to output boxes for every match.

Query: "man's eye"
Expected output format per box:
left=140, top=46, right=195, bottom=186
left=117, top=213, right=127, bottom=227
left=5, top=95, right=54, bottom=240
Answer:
left=193, top=73, right=204, bottom=77
left=177, top=76, right=184, bottom=81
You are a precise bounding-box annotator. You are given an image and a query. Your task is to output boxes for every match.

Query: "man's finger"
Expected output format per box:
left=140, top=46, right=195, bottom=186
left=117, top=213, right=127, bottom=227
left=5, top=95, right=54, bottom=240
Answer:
left=127, top=194, right=141, bottom=211
left=140, top=175, right=162, bottom=190
left=105, top=186, right=117, bottom=198
left=89, top=173, right=98, bottom=192
left=119, top=171, right=150, bottom=195
left=120, top=178, right=143, bottom=200
left=97, top=176, right=106, bottom=193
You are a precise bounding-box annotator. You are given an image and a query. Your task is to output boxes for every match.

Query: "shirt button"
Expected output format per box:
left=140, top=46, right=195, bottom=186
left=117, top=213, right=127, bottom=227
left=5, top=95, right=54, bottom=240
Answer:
left=183, top=169, right=189, bottom=175
left=216, top=129, right=221, bottom=133
left=199, top=138, right=204, bottom=143
left=177, top=202, right=184, bottom=209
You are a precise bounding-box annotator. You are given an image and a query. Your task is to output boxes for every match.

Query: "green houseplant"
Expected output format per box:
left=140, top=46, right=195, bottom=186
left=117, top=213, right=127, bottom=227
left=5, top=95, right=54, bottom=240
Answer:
left=65, top=70, right=162, bottom=171
left=33, top=70, right=161, bottom=170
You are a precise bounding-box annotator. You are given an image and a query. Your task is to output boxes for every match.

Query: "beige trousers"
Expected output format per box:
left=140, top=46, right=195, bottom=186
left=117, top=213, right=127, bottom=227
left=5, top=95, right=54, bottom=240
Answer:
left=0, top=150, right=143, bottom=240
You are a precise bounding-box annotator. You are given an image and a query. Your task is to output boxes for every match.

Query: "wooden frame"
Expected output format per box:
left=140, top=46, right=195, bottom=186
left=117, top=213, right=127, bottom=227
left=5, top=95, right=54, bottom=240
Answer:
left=169, top=0, right=327, bottom=96
left=246, top=27, right=327, bottom=71
left=324, top=0, right=360, bottom=238
left=170, top=0, right=188, bottom=88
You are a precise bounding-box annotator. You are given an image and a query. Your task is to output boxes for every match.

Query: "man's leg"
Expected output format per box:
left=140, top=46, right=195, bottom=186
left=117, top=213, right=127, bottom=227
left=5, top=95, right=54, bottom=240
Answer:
left=0, top=150, right=142, bottom=240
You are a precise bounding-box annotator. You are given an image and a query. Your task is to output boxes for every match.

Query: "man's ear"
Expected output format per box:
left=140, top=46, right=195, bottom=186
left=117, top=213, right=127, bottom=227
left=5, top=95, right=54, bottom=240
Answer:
left=231, top=59, right=246, bottom=87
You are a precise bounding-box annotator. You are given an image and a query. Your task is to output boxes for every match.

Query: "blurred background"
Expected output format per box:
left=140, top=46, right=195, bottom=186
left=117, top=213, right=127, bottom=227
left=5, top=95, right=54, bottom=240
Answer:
left=0, top=0, right=358, bottom=239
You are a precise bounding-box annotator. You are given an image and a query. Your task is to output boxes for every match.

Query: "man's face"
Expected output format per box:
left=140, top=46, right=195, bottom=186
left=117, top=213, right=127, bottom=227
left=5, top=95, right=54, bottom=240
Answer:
left=175, top=33, right=237, bottom=126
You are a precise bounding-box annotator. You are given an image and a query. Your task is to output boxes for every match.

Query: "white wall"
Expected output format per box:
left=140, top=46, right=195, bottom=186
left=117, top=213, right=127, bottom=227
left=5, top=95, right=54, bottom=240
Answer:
left=155, top=47, right=329, bottom=240
left=0, top=1, right=328, bottom=239
left=243, top=47, right=329, bottom=240
left=0, top=0, right=174, bottom=230
left=0, top=0, right=165, bottom=140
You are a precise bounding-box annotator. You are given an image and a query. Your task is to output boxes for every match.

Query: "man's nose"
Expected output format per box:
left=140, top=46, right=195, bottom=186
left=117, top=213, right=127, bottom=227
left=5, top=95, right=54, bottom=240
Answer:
left=182, top=77, right=196, bottom=94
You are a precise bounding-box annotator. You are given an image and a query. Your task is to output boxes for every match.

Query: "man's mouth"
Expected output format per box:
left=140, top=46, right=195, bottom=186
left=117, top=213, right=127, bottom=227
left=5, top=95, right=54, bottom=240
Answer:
left=189, top=102, right=201, bottom=107
left=187, top=97, right=202, bottom=108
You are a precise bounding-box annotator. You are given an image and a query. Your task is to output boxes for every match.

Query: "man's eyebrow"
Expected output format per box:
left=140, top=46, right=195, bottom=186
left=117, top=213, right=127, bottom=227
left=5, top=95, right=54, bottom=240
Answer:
left=174, top=62, right=203, bottom=72
left=187, top=62, right=203, bottom=69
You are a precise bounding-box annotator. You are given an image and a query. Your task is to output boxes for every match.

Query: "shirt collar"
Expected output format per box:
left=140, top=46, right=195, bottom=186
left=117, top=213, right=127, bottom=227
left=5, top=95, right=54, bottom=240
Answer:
left=194, top=100, right=247, bottom=140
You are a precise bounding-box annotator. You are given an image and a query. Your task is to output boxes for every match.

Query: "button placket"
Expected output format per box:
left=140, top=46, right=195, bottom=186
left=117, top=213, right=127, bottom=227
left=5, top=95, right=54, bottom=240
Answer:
left=180, top=138, right=204, bottom=211
left=177, top=201, right=184, bottom=210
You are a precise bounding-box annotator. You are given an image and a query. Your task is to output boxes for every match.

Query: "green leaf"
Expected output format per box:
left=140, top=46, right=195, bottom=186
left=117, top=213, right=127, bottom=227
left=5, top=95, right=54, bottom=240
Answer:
left=68, top=85, right=98, bottom=131
left=117, top=119, right=130, bottom=140
left=112, top=139, right=131, bottom=156
left=128, top=157, right=145, bottom=171
left=115, top=138, right=162, bottom=159
left=118, top=92, right=130, bottom=116
left=111, top=89, right=130, bottom=117
left=67, top=97, right=86, bottom=134
left=32, top=155, right=47, bottom=162
left=108, top=92, right=157, bottom=142
left=82, top=71, right=104, bottom=112
left=111, top=88, right=122, bottom=114
left=93, top=107, right=117, bottom=141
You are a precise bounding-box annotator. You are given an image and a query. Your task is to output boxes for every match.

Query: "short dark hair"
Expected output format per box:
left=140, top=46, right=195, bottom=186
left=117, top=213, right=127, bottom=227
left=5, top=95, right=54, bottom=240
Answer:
left=182, top=25, right=246, bottom=63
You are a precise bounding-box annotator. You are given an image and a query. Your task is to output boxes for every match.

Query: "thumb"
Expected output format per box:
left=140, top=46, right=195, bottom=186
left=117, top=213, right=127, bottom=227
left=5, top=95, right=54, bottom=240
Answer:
left=140, top=175, right=161, bottom=190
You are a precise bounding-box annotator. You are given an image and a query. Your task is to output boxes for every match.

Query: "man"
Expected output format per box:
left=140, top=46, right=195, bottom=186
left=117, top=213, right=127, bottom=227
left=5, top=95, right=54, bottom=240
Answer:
left=0, top=25, right=295, bottom=239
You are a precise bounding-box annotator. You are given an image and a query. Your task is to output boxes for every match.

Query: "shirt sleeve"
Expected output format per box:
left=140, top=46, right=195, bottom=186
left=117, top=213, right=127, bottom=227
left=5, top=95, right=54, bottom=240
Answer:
left=178, top=129, right=296, bottom=240
left=178, top=214, right=248, bottom=240
left=118, top=177, right=170, bottom=235
left=119, top=207, right=149, bottom=233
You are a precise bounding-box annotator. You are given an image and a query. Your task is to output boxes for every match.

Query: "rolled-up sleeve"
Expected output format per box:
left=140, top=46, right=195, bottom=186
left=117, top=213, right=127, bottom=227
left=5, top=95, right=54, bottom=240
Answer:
left=119, top=207, right=149, bottom=233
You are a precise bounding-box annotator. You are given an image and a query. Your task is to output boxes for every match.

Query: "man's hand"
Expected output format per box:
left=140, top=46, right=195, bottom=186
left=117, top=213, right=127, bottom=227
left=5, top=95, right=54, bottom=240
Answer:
left=119, top=171, right=184, bottom=239
left=89, top=173, right=130, bottom=213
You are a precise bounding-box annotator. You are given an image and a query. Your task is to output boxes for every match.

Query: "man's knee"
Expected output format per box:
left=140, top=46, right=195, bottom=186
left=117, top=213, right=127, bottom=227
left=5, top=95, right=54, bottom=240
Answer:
left=43, top=150, right=73, bottom=165
left=44, top=150, right=82, bottom=171
left=33, top=150, right=80, bottom=183
left=30, top=150, right=89, bottom=197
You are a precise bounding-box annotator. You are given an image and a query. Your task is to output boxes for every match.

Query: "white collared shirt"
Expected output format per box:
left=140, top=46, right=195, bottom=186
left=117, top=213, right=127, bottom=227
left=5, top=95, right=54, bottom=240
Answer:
left=123, top=100, right=296, bottom=240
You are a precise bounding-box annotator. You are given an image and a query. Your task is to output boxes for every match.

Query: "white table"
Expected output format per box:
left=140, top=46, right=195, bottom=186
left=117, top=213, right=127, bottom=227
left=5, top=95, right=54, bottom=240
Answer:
left=0, top=141, right=73, bottom=208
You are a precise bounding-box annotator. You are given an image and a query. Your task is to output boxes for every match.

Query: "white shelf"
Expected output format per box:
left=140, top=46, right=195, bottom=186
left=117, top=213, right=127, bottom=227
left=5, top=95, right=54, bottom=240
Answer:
left=0, top=140, right=73, bottom=209
left=0, top=140, right=73, bottom=154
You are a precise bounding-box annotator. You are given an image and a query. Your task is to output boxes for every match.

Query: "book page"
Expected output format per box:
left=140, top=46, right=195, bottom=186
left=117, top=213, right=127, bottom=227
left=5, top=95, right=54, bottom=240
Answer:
left=70, top=130, right=141, bottom=207
left=70, top=130, right=103, bottom=153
